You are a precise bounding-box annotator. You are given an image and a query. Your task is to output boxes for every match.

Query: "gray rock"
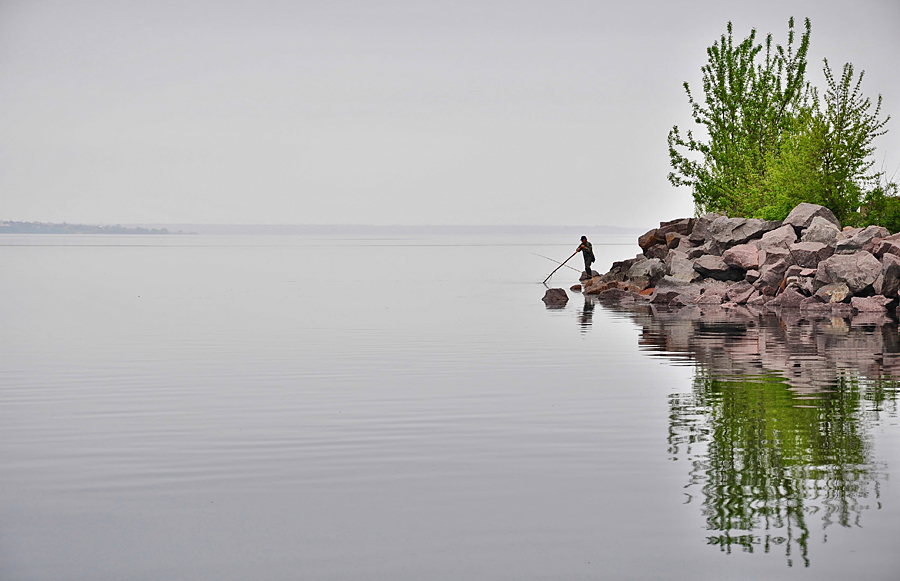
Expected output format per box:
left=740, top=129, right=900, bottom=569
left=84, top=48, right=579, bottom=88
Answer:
left=746, top=293, right=771, bottom=306
left=851, top=295, right=893, bottom=313
left=596, top=288, right=641, bottom=302
left=693, top=255, right=745, bottom=281
left=688, top=213, right=723, bottom=244
left=745, top=269, right=760, bottom=283
left=872, top=237, right=900, bottom=259
left=758, top=224, right=798, bottom=250
left=700, top=238, right=728, bottom=256
left=628, top=258, right=665, bottom=285
left=722, top=243, right=759, bottom=270
left=696, top=292, right=724, bottom=305
left=881, top=254, right=900, bottom=299
left=759, top=246, right=791, bottom=270
left=769, top=287, right=806, bottom=308
left=755, top=259, right=789, bottom=291
left=835, top=225, right=890, bottom=254
left=665, top=254, right=700, bottom=283
left=800, top=296, right=832, bottom=311
left=787, top=241, right=834, bottom=268
left=686, top=246, right=707, bottom=260
left=815, top=282, right=851, bottom=303
left=542, top=288, right=568, bottom=305
left=725, top=281, right=756, bottom=304
left=708, top=217, right=780, bottom=246
left=649, top=288, right=680, bottom=304
left=658, top=275, right=692, bottom=287
left=644, top=244, right=669, bottom=260
left=783, top=202, right=840, bottom=231
left=655, top=217, right=694, bottom=240
left=815, top=251, right=882, bottom=294
left=801, top=216, right=840, bottom=244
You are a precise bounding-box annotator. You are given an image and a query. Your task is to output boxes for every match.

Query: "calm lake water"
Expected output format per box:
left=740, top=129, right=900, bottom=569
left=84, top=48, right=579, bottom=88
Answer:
left=1, top=233, right=898, bottom=580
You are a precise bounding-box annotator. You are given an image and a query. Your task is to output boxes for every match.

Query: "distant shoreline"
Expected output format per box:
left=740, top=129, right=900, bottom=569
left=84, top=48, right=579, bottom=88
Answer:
left=0, top=221, right=179, bottom=235
left=0, top=222, right=642, bottom=237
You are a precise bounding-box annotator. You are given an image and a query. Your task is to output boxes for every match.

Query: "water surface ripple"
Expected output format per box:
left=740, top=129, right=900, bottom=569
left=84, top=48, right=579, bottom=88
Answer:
left=1, top=234, right=897, bottom=580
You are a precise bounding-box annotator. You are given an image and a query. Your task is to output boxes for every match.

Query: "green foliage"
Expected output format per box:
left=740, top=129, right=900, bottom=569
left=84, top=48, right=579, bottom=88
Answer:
left=668, top=18, right=811, bottom=217
left=859, top=180, right=900, bottom=232
left=669, top=19, right=895, bottom=226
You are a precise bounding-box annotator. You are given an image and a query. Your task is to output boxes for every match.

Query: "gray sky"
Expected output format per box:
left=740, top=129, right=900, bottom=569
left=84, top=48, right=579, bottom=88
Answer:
left=1, top=0, right=898, bottom=227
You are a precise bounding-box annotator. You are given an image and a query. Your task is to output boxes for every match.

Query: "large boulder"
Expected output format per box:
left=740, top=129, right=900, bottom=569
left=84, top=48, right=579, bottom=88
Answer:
left=835, top=225, right=890, bottom=254
left=758, top=247, right=792, bottom=272
left=787, top=241, right=834, bottom=268
left=655, top=217, right=694, bottom=241
left=881, top=254, right=900, bottom=299
left=814, top=251, right=882, bottom=294
left=758, top=224, right=798, bottom=250
left=665, top=252, right=700, bottom=283
left=688, top=213, right=724, bottom=244
left=722, top=243, right=759, bottom=270
left=707, top=217, right=781, bottom=247
left=801, top=216, right=841, bottom=244
left=700, top=239, right=728, bottom=256
left=628, top=258, right=666, bottom=287
left=542, top=288, right=568, bottom=305
left=783, top=203, right=840, bottom=232
left=638, top=229, right=659, bottom=251
left=693, top=255, right=745, bottom=281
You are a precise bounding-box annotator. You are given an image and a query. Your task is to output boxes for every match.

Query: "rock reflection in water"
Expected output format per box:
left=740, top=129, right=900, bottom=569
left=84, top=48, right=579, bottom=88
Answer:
left=607, top=301, right=899, bottom=567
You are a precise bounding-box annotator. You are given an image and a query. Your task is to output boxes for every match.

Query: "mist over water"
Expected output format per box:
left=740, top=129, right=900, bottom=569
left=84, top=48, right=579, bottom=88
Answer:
left=1, top=233, right=898, bottom=580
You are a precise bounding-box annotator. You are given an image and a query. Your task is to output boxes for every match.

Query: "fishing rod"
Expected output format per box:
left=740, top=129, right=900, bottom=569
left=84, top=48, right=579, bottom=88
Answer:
left=542, top=249, right=580, bottom=284
left=531, top=252, right=582, bottom=273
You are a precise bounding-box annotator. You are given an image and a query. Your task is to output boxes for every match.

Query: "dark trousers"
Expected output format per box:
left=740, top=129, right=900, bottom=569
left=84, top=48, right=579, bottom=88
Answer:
left=584, top=257, right=593, bottom=274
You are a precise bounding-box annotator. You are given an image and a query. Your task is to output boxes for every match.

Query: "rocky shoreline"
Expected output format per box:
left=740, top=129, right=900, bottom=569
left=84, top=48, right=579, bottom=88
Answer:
left=546, top=202, right=900, bottom=317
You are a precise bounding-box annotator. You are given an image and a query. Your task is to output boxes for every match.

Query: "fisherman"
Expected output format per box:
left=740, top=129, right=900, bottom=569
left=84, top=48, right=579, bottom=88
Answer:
left=577, top=236, right=595, bottom=280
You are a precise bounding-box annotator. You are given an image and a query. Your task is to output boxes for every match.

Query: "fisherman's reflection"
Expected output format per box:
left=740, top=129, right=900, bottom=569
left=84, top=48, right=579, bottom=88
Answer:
left=579, top=297, right=595, bottom=330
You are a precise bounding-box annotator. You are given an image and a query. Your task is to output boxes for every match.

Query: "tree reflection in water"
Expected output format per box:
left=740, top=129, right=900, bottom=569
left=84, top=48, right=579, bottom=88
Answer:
left=606, top=301, right=899, bottom=567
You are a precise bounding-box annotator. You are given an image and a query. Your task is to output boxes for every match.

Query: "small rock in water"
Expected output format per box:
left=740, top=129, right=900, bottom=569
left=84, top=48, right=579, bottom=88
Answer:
left=542, top=288, right=569, bottom=305
left=570, top=284, right=582, bottom=292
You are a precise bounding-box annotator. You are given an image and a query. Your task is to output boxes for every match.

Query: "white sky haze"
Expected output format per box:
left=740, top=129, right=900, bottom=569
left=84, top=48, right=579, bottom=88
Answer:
left=1, top=0, right=898, bottom=226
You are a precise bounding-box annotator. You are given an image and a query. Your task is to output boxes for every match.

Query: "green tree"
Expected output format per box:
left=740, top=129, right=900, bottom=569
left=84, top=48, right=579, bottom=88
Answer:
left=667, top=18, right=811, bottom=217
left=669, top=19, right=894, bottom=225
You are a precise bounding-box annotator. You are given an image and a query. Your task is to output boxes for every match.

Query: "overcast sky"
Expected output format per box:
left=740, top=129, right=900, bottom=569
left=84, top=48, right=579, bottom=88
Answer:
left=1, top=0, right=898, bottom=227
